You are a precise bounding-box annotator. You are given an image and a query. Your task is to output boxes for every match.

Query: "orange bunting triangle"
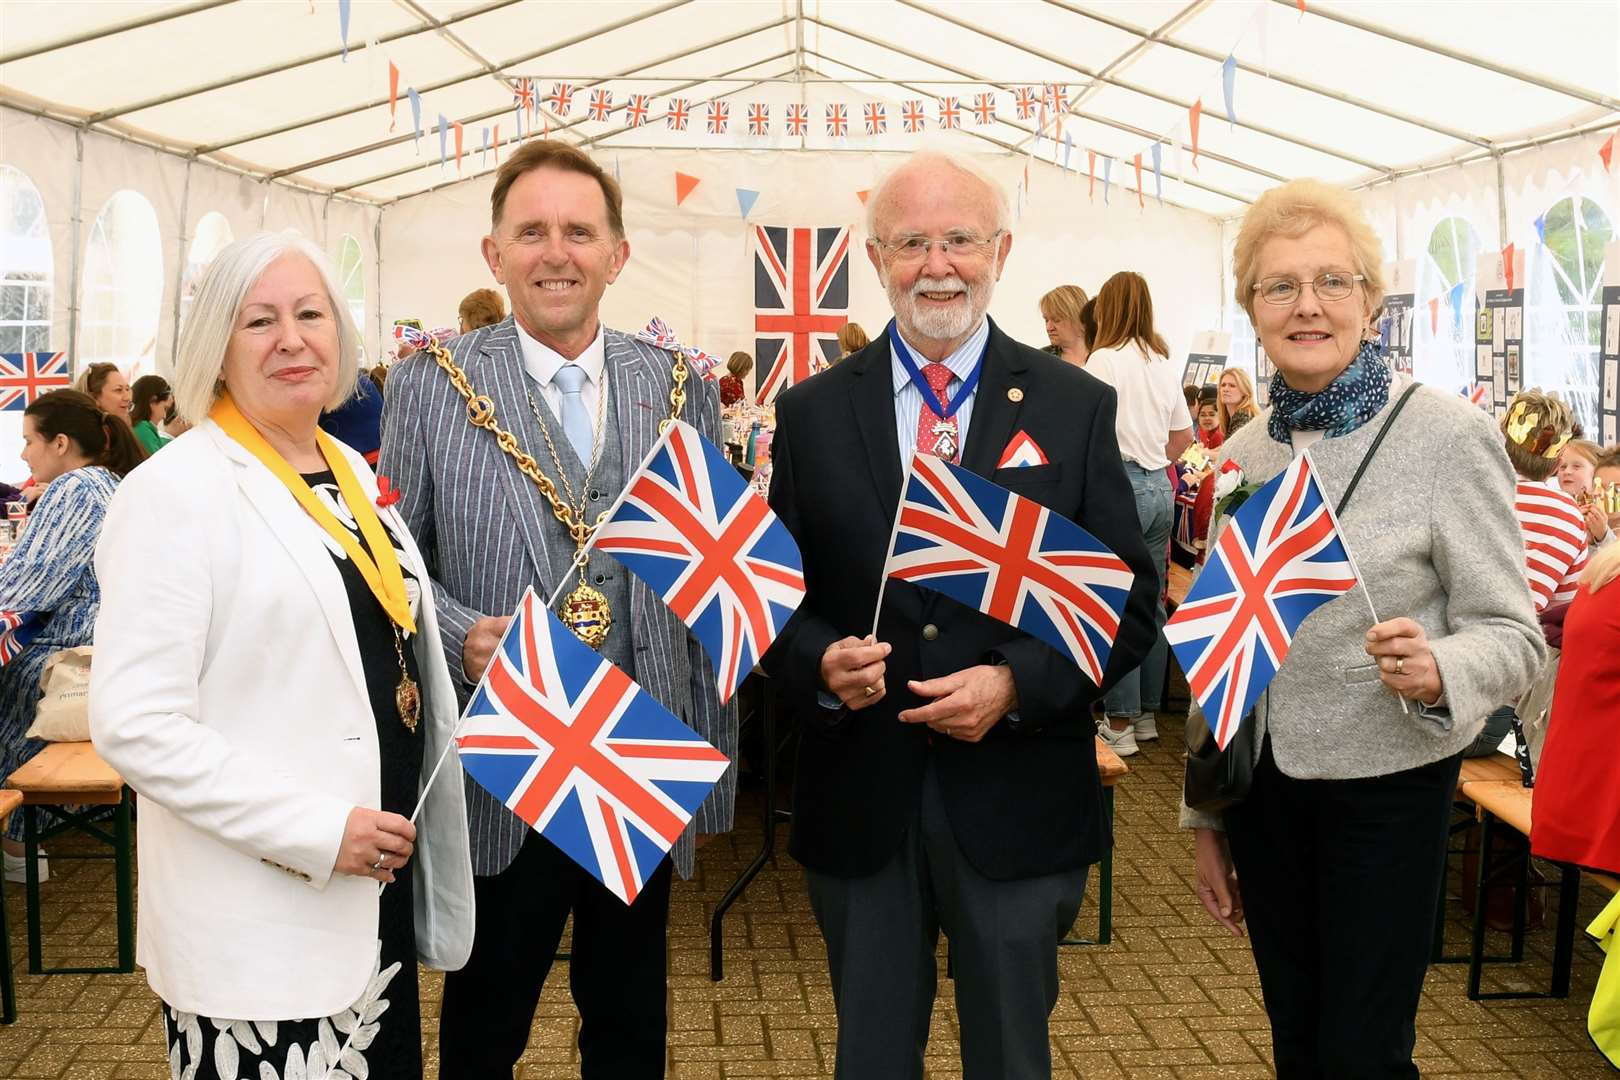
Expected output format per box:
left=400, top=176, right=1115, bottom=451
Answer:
left=1296, top=0, right=1307, bottom=11
left=1133, top=153, right=1144, bottom=209
left=1428, top=297, right=1441, bottom=336
left=1503, top=243, right=1516, bottom=292
left=453, top=122, right=464, bottom=174
left=1087, top=150, right=1096, bottom=201
left=856, top=189, right=871, bottom=205
left=1600, top=133, right=1616, bottom=173
left=675, top=172, right=701, bottom=206
left=388, top=62, right=399, bottom=132
left=1189, top=99, right=1202, bottom=170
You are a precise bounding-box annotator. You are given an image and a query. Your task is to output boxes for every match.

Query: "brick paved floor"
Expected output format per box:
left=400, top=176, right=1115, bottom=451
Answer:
left=0, top=724, right=1614, bottom=1077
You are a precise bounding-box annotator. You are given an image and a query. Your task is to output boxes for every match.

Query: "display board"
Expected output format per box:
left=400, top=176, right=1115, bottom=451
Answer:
left=1380, top=259, right=1417, bottom=376
left=1254, top=345, right=1276, bottom=407
left=1181, top=331, right=1231, bottom=389
left=1474, top=249, right=1526, bottom=417
left=1601, top=283, right=1620, bottom=447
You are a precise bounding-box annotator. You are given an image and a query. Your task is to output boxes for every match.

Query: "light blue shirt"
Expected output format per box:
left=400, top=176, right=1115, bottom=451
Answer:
left=889, top=317, right=989, bottom=467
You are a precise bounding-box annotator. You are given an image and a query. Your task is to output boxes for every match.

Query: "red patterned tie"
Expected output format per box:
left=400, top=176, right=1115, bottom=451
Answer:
left=915, top=362, right=959, bottom=463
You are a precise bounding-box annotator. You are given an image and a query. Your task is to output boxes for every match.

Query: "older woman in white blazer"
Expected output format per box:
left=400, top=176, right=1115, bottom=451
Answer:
left=90, top=231, right=474, bottom=1080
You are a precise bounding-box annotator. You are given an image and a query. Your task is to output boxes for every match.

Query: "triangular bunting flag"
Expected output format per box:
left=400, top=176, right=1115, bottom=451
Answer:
left=1222, top=55, right=1238, bottom=129
left=674, top=172, right=701, bottom=206
left=437, top=114, right=448, bottom=170
left=408, top=88, right=422, bottom=151
left=1534, top=213, right=1546, bottom=245
left=338, top=0, right=351, bottom=60
left=1133, top=153, right=1144, bottom=209
left=1189, top=99, right=1202, bottom=169
left=1428, top=297, right=1441, bottom=336
left=480, top=126, right=489, bottom=168
left=1503, top=243, right=1516, bottom=293
left=388, top=62, right=399, bottom=132
left=736, top=188, right=760, bottom=219
left=1601, top=133, right=1616, bottom=173
left=1103, top=157, right=1112, bottom=205
left=1062, top=131, right=1074, bottom=173
left=453, top=121, right=464, bottom=174
left=1087, top=149, right=1096, bottom=201
left=493, top=123, right=499, bottom=165
left=1151, top=143, right=1163, bottom=205
left=856, top=189, right=870, bottom=205
left=1448, top=281, right=1467, bottom=330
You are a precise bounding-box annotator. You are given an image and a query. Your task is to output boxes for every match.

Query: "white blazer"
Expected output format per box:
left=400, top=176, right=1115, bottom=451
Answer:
left=90, top=420, right=475, bottom=1020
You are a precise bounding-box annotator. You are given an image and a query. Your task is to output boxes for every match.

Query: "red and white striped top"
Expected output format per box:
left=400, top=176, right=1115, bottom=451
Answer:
left=1515, top=479, right=1589, bottom=611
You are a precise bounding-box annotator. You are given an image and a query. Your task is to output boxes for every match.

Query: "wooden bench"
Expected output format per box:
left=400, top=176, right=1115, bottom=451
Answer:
left=0, top=788, right=19, bottom=1023
left=3, top=742, right=133, bottom=975
left=1447, top=758, right=1618, bottom=1000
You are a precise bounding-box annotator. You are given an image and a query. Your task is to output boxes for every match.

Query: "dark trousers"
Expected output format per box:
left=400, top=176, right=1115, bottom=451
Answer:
left=1224, top=739, right=1461, bottom=1079
left=439, top=831, right=673, bottom=1079
left=804, top=762, right=1089, bottom=1080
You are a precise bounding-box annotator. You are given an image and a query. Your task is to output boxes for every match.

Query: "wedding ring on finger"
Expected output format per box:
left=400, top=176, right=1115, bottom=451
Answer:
left=1395, top=657, right=1406, bottom=675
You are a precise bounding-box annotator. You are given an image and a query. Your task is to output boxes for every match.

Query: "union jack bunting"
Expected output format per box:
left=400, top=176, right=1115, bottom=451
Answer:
left=587, top=88, right=613, bottom=121
left=882, top=454, right=1136, bottom=688
left=863, top=102, right=887, bottom=135
left=1462, top=383, right=1490, bottom=409
left=901, top=100, right=926, bottom=133
left=785, top=103, right=809, bottom=135
left=1164, top=454, right=1360, bottom=750
left=825, top=103, right=848, bottom=137
left=0, top=610, right=39, bottom=666
left=753, top=225, right=850, bottom=404
left=624, top=93, right=651, bottom=127
left=1014, top=86, right=1039, bottom=119
left=548, top=82, right=574, bottom=115
left=595, top=420, right=806, bottom=702
left=633, top=317, right=724, bottom=380
left=972, top=92, right=997, bottom=125
left=666, top=97, right=691, bottom=130
left=707, top=100, right=729, bottom=134
left=456, top=589, right=730, bottom=904
left=1044, top=83, right=1069, bottom=113
left=747, top=103, right=770, bottom=136
left=936, top=96, right=962, bottom=130
left=0, top=353, right=71, bottom=411
left=512, top=78, right=534, bottom=113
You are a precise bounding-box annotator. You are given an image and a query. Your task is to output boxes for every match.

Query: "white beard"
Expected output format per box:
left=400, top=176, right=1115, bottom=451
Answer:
left=887, top=272, right=990, bottom=344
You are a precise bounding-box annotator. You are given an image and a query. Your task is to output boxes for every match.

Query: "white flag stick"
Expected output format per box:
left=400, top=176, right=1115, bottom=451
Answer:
left=868, top=454, right=917, bottom=639
left=1304, top=452, right=1409, bottom=716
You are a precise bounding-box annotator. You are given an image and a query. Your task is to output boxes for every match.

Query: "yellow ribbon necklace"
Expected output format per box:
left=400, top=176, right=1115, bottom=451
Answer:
left=210, top=392, right=417, bottom=638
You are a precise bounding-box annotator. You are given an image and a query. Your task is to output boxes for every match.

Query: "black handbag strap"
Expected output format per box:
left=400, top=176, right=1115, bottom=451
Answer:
left=1333, top=382, right=1420, bottom=516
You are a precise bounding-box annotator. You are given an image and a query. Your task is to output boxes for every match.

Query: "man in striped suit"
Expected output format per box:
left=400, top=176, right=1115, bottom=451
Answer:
left=380, top=140, right=736, bottom=1079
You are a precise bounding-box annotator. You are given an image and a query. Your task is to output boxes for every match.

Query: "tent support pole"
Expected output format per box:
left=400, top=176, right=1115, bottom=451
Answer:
left=66, top=128, right=85, bottom=371
left=170, top=160, right=194, bottom=374
left=374, top=213, right=384, bottom=365
left=1494, top=150, right=1509, bottom=251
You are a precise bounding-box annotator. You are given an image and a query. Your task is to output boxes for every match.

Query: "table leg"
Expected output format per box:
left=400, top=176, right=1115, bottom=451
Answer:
left=115, top=789, right=134, bottom=972
left=710, top=683, right=777, bottom=982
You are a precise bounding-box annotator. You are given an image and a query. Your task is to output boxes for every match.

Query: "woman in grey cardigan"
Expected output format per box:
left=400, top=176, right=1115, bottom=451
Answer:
left=1184, top=179, right=1543, bottom=1078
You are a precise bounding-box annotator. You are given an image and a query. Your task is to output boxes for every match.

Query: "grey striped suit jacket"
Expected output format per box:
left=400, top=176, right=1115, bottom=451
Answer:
left=378, top=317, right=737, bottom=879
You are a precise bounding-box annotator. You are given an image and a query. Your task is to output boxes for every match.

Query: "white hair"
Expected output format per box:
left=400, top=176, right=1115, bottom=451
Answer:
left=864, top=150, right=1012, bottom=240
left=171, top=230, right=361, bottom=423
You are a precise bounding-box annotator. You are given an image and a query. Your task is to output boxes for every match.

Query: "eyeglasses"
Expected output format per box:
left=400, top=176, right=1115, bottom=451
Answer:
left=871, top=230, right=1003, bottom=265
left=1252, top=271, right=1364, bottom=306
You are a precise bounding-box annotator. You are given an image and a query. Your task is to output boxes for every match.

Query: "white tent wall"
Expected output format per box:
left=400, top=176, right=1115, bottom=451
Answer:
left=380, top=146, right=1225, bottom=399
left=0, top=104, right=383, bottom=484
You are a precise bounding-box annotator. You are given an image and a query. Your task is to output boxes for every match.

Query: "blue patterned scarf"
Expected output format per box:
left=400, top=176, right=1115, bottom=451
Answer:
left=1266, top=341, right=1392, bottom=445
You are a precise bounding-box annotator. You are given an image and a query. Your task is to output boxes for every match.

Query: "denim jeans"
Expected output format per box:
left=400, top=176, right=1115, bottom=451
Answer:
left=1102, top=462, right=1173, bottom=718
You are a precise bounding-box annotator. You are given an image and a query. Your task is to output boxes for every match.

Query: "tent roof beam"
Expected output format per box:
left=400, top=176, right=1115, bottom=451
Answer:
left=1044, top=0, right=1489, bottom=149
left=885, top=2, right=1392, bottom=174
left=0, top=0, right=235, bottom=66
left=1277, top=0, right=1620, bottom=112
left=83, top=0, right=522, bottom=125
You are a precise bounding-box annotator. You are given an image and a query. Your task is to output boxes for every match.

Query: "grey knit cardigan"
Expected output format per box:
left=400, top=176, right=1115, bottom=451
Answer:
left=1180, top=377, right=1545, bottom=830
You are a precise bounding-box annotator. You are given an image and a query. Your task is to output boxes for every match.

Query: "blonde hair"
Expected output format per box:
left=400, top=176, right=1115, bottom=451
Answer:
left=726, top=351, right=754, bottom=379
left=172, top=231, right=361, bottom=423
left=1215, top=367, right=1257, bottom=432
left=1091, top=271, right=1169, bottom=360
left=1581, top=541, right=1620, bottom=592
left=837, top=322, right=870, bottom=354
left=1232, top=178, right=1385, bottom=323
left=1038, top=285, right=1089, bottom=329
left=1560, top=438, right=1603, bottom=471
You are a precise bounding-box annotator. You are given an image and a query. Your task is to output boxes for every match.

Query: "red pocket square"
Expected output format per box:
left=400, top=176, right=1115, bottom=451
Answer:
left=997, top=431, right=1048, bottom=468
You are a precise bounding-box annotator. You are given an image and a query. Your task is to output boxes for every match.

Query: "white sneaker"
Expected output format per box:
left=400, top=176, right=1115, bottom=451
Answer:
left=1096, top=718, right=1139, bottom=758
left=3, top=848, right=48, bottom=884
left=1133, top=712, right=1159, bottom=742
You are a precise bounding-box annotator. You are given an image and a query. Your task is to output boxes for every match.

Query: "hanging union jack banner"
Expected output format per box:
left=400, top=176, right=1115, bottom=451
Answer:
left=706, top=100, right=729, bottom=134
left=456, top=589, right=731, bottom=905
left=937, top=96, right=962, bottom=130
left=595, top=420, right=806, bottom=702
left=0, top=353, right=71, bottom=411
left=747, top=102, right=770, bottom=136
left=1164, top=454, right=1361, bottom=750
left=666, top=97, right=691, bottom=130
left=1014, top=86, right=1039, bottom=119
left=785, top=102, right=809, bottom=135
left=901, top=99, right=926, bottom=133
left=864, top=102, right=887, bottom=135
left=972, top=92, right=997, bottom=125
left=587, top=88, right=613, bottom=121
left=825, top=103, right=848, bottom=137
left=548, top=82, right=575, bottom=115
left=882, top=453, right=1136, bottom=688
left=624, top=93, right=651, bottom=127
left=753, top=225, right=850, bottom=405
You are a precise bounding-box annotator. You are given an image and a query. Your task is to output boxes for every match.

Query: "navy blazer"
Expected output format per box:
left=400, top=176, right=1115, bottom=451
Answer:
left=764, top=320, right=1158, bottom=881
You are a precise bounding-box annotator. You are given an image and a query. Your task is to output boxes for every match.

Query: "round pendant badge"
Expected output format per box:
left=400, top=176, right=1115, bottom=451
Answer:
left=395, top=675, right=421, bottom=733
left=563, top=583, right=614, bottom=648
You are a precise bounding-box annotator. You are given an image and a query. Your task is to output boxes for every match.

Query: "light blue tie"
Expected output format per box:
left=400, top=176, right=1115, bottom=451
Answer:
left=551, top=364, right=594, bottom=466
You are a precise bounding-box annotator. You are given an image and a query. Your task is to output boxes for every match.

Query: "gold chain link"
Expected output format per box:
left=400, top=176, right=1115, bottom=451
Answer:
left=425, top=341, right=690, bottom=546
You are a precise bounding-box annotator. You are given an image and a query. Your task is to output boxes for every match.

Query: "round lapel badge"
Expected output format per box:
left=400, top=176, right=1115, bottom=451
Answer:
left=1007, top=387, right=1025, bottom=403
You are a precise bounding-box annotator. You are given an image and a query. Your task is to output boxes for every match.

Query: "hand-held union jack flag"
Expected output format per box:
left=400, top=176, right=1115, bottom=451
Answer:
left=882, top=454, right=1136, bottom=688
left=455, top=589, right=731, bottom=904
left=0, top=353, right=71, bottom=412
left=1163, top=454, right=1360, bottom=750
left=594, top=420, right=806, bottom=703
left=0, top=610, right=40, bottom=666
left=753, top=225, right=850, bottom=404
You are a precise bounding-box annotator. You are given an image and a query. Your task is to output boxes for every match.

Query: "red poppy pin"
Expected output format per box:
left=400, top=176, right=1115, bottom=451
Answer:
left=376, top=476, right=402, bottom=508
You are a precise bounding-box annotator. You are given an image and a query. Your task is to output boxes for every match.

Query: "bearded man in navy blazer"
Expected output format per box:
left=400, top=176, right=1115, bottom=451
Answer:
left=764, top=151, right=1158, bottom=1079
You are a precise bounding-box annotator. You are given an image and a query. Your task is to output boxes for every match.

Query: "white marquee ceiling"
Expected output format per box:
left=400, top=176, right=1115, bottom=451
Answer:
left=1, top=0, right=1616, bottom=217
